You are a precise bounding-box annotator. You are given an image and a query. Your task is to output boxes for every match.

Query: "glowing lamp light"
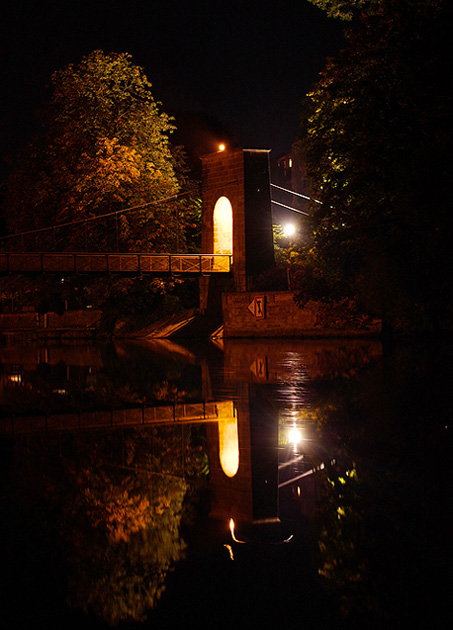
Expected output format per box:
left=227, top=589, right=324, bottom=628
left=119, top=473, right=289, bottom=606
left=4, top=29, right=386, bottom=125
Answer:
left=218, top=143, right=226, bottom=152
left=283, top=223, right=296, bottom=238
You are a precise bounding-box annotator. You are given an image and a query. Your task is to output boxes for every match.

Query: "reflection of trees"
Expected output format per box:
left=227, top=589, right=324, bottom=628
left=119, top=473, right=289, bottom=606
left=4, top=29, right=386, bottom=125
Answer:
left=99, top=343, right=202, bottom=406
left=66, top=469, right=187, bottom=624
left=9, top=423, right=208, bottom=625
left=307, top=345, right=450, bottom=626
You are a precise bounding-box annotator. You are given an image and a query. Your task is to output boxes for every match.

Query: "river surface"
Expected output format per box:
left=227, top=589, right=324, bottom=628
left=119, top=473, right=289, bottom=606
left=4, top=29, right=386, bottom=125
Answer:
left=0, top=337, right=450, bottom=629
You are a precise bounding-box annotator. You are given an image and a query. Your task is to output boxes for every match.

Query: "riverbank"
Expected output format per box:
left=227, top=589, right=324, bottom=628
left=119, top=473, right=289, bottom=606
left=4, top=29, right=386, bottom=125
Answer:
left=0, top=309, right=103, bottom=343
left=0, top=290, right=397, bottom=341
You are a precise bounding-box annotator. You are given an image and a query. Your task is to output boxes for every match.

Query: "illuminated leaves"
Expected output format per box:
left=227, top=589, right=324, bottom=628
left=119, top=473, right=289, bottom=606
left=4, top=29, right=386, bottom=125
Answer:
left=2, top=51, right=181, bottom=253
left=306, top=0, right=371, bottom=21
left=69, top=472, right=188, bottom=624
left=61, top=433, right=191, bottom=624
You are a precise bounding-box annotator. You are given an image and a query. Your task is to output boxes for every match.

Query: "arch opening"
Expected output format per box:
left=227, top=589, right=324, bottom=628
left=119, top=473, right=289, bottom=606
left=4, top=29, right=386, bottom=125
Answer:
left=213, top=196, right=233, bottom=256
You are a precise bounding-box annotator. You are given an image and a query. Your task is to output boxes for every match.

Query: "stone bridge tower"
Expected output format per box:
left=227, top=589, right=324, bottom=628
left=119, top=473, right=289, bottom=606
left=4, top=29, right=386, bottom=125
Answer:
left=200, top=147, right=275, bottom=313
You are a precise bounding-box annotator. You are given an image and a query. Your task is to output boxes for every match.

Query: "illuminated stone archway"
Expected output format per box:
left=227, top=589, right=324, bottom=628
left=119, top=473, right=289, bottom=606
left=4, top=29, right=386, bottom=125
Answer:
left=213, top=196, right=233, bottom=256
left=200, top=147, right=274, bottom=311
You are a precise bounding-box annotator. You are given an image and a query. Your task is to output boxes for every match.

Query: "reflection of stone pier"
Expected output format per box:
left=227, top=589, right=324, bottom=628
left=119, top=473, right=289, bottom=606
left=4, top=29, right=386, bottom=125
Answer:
left=204, top=338, right=383, bottom=536
left=207, top=391, right=254, bottom=524
left=206, top=385, right=280, bottom=531
left=221, top=338, right=383, bottom=384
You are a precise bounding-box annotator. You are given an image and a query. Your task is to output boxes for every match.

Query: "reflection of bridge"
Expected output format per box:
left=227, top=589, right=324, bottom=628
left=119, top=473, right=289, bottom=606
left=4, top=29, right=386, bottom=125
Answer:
left=0, top=400, right=235, bottom=436
left=0, top=252, right=232, bottom=276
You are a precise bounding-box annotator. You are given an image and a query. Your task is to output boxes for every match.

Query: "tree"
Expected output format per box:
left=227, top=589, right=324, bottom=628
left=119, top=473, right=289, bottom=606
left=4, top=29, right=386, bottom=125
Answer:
left=1, top=50, right=197, bottom=254
left=306, top=0, right=443, bottom=21
left=0, top=51, right=202, bottom=323
left=299, top=0, right=452, bottom=332
left=306, top=0, right=373, bottom=21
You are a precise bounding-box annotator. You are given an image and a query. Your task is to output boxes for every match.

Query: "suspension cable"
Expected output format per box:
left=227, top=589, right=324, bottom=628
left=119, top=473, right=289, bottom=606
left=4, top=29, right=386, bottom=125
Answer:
left=271, top=200, right=311, bottom=216
left=271, top=183, right=322, bottom=204
left=0, top=190, right=193, bottom=242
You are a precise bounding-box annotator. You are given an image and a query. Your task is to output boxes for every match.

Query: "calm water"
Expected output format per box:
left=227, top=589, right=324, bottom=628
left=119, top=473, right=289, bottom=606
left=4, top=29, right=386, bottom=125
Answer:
left=0, top=337, right=450, bottom=629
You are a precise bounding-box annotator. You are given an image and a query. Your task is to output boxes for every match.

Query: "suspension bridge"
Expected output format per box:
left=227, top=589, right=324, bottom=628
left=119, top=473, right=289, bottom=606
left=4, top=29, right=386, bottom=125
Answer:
left=0, top=149, right=314, bottom=292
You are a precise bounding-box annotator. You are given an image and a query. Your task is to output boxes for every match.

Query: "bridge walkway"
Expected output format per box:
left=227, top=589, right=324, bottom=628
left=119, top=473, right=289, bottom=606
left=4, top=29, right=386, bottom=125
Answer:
left=0, top=252, right=232, bottom=276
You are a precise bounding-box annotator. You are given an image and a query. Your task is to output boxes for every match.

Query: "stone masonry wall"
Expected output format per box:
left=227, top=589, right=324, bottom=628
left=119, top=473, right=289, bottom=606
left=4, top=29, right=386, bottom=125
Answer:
left=201, top=148, right=246, bottom=293
left=0, top=309, right=102, bottom=331
left=222, top=291, right=381, bottom=338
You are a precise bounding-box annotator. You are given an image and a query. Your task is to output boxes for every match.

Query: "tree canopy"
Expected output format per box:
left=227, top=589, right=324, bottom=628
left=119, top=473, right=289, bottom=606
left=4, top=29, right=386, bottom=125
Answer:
left=1, top=50, right=198, bottom=254
left=306, top=0, right=444, bottom=21
left=298, top=0, right=452, bottom=332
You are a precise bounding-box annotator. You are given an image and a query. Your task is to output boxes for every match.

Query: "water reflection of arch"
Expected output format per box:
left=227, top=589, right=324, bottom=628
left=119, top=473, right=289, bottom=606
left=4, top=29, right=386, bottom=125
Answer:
left=206, top=386, right=279, bottom=527
left=207, top=393, right=254, bottom=523
left=205, top=339, right=383, bottom=535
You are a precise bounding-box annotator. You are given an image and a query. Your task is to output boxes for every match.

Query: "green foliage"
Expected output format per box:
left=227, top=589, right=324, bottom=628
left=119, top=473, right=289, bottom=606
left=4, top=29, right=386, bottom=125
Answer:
left=306, top=0, right=371, bottom=20
left=307, top=0, right=445, bottom=21
left=307, top=341, right=452, bottom=624
left=256, top=224, right=349, bottom=301
left=291, top=257, right=343, bottom=304
left=272, top=223, right=306, bottom=267
left=299, top=0, right=452, bottom=332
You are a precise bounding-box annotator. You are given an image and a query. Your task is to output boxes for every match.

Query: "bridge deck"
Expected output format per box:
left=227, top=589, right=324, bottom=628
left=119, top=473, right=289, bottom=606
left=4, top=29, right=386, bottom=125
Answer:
left=0, top=252, right=232, bottom=276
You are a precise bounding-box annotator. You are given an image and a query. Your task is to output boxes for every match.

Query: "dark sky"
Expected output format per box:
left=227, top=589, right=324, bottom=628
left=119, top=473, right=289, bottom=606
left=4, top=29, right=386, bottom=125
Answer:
left=0, top=0, right=345, bottom=176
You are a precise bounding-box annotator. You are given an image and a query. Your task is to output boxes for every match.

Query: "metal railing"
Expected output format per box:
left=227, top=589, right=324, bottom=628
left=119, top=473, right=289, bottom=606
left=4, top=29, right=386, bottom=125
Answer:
left=0, top=400, right=228, bottom=435
left=0, top=252, right=232, bottom=276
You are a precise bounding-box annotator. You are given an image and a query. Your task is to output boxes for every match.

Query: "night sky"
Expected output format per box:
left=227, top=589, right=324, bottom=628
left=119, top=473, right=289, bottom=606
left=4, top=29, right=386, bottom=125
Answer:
left=0, top=0, right=345, bottom=177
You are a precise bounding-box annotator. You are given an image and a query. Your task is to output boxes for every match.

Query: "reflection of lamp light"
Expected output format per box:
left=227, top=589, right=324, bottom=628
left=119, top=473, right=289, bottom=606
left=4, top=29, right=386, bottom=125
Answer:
left=288, top=427, right=302, bottom=446
left=229, top=518, right=246, bottom=543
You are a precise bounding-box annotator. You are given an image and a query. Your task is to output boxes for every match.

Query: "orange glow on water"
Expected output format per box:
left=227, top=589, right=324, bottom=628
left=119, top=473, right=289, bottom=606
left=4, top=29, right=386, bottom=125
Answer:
left=229, top=518, right=246, bottom=543
left=218, top=403, right=239, bottom=477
